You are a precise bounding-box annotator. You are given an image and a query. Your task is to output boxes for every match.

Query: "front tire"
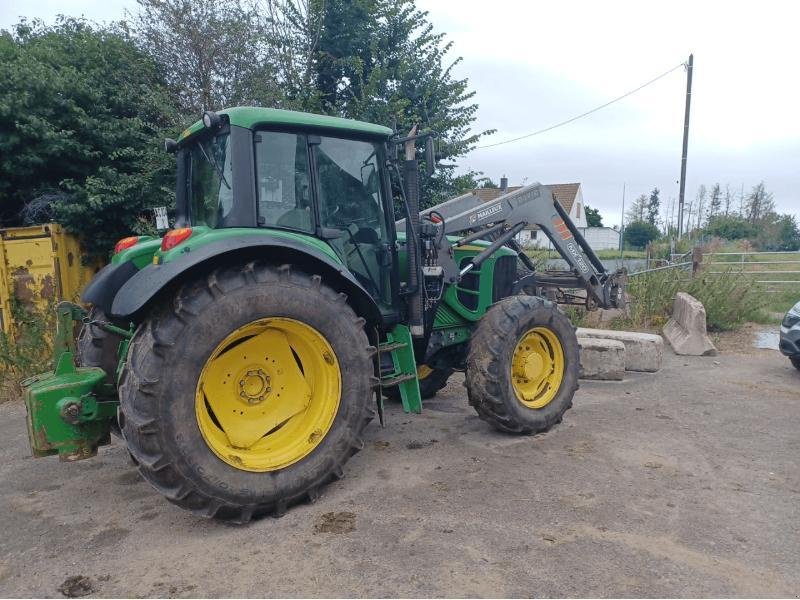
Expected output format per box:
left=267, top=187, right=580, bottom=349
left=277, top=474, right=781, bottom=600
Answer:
left=466, top=296, right=579, bottom=434
left=119, top=262, right=375, bottom=522
left=791, top=357, right=800, bottom=371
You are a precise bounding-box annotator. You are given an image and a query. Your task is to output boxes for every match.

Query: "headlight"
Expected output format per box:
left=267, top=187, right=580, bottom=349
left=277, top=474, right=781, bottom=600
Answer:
left=783, top=307, right=800, bottom=328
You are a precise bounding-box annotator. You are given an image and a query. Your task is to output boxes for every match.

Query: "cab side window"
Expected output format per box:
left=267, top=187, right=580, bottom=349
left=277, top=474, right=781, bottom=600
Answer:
left=254, top=132, right=312, bottom=232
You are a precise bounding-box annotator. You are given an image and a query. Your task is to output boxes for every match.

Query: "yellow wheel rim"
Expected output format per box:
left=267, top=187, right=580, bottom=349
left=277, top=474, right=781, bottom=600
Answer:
left=195, top=317, right=341, bottom=472
left=511, top=327, right=565, bottom=409
left=417, top=364, right=434, bottom=380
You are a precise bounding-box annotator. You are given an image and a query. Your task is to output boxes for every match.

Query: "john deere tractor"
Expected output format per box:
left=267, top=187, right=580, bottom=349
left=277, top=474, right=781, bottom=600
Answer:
left=23, top=107, right=625, bottom=522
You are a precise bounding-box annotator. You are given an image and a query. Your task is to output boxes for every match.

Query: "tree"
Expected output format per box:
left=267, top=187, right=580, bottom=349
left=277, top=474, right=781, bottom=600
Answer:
left=745, top=181, right=775, bottom=224
left=723, top=184, right=733, bottom=216
left=623, top=221, right=660, bottom=249
left=694, top=184, right=706, bottom=230
left=585, top=205, right=603, bottom=227
left=707, top=183, right=721, bottom=220
left=625, top=194, right=647, bottom=223
left=755, top=213, right=800, bottom=251
left=447, top=172, right=496, bottom=196
left=645, top=187, right=660, bottom=226
left=133, top=0, right=283, bottom=113
left=310, top=0, right=490, bottom=205
left=0, top=18, right=180, bottom=254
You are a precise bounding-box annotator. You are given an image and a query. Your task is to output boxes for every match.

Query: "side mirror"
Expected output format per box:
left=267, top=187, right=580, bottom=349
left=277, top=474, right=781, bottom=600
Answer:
left=425, top=136, right=435, bottom=176
left=164, top=138, right=178, bottom=153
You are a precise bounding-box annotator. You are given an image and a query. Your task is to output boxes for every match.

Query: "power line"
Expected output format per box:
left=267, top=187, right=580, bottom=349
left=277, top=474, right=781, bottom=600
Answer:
left=474, top=61, right=687, bottom=150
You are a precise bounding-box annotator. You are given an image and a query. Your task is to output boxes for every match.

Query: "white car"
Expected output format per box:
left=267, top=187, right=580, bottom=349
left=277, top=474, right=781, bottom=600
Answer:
left=779, top=300, right=800, bottom=370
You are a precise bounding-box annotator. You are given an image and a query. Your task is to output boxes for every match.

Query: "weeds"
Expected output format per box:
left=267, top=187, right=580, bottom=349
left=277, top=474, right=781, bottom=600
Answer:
left=617, top=267, right=767, bottom=332
left=0, top=299, right=55, bottom=401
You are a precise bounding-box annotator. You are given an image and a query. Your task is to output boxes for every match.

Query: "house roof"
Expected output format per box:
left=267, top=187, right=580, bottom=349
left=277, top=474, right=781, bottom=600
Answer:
left=547, top=183, right=581, bottom=214
left=471, top=183, right=581, bottom=213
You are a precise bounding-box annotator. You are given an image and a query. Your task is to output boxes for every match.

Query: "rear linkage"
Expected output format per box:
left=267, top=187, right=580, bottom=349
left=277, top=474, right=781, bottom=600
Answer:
left=23, top=302, right=133, bottom=461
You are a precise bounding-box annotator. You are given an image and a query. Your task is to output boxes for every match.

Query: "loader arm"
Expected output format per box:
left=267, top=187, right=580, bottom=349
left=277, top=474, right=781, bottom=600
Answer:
left=398, top=183, right=625, bottom=309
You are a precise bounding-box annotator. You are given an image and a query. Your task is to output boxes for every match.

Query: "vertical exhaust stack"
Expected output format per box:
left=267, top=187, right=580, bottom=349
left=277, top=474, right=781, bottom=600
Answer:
left=404, top=132, right=424, bottom=337
left=500, top=176, right=508, bottom=194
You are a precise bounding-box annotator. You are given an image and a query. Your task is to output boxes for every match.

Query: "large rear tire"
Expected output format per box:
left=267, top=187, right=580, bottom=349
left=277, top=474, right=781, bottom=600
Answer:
left=77, top=307, right=123, bottom=383
left=119, top=262, right=375, bottom=522
left=466, top=295, right=579, bottom=434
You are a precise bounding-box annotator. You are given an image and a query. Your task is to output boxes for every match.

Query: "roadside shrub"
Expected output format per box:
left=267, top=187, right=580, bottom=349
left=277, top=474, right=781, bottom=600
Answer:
left=686, top=270, right=765, bottom=330
left=0, top=299, right=54, bottom=401
left=618, top=267, right=765, bottom=332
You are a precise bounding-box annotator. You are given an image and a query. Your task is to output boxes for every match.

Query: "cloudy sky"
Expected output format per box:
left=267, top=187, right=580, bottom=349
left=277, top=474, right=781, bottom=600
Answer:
left=2, top=0, right=798, bottom=226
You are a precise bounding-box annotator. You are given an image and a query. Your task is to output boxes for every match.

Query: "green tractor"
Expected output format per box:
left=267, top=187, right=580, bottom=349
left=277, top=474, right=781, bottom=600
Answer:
left=23, top=107, right=625, bottom=522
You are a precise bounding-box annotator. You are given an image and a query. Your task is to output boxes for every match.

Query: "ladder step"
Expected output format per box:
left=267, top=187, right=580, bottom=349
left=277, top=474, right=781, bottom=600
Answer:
left=381, top=374, right=415, bottom=387
left=379, top=342, right=407, bottom=353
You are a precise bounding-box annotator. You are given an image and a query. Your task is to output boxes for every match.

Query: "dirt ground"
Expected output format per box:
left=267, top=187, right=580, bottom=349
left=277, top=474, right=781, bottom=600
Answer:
left=0, top=333, right=798, bottom=598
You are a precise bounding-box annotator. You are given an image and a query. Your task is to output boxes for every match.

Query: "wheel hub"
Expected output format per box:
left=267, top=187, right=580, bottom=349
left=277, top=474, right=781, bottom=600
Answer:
left=511, top=327, right=565, bottom=409
left=238, top=368, right=271, bottom=404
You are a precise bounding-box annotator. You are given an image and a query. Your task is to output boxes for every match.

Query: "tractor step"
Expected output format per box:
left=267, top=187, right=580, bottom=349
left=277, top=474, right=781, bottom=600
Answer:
left=378, top=341, right=407, bottom=353
left=378, top=324, right=422, bottom=414
left=380, top=373, right=416, bottom=387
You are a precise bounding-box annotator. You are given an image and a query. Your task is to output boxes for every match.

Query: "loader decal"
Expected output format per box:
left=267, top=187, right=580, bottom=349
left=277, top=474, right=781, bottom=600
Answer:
left=552, top=218, right=573, bottom=240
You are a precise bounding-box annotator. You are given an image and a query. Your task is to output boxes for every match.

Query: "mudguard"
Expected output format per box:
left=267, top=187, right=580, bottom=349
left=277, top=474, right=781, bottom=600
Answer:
left=109, top=235, right=384, bottom=326
left=81, top=260, right=139, bottom=315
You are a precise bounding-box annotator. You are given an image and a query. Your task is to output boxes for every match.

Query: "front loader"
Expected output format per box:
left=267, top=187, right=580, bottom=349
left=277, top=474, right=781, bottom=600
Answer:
left=22, top=107, right=625, bottom=522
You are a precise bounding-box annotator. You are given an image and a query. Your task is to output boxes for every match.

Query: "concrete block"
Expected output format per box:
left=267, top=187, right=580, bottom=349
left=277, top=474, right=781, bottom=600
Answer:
left=578, top=338, right=625, bottom=380
left=576, top=327, right=663, bottom=372
left=663, top=292, right=717, bottom=356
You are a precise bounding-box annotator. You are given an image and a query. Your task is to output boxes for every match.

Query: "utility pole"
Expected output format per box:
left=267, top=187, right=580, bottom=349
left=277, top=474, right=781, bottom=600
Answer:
left=619, top=183, right=626, bottom=255
left=677, top=53, right=693, bottom=240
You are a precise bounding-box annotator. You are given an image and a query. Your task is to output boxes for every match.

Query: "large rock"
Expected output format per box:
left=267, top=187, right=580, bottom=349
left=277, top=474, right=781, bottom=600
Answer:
left=576, top=327, right=663, bottom=372
left=663, top=292, right=717, bottom=356
left=577, top=338, right=625, bottom=380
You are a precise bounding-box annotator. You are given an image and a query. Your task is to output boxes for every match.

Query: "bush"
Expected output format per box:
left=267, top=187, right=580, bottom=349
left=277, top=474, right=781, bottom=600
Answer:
left=705, top=215, right=755, bottom=241
left=0, top=299, right=54, bottom=401
left=623, top=221, right=661, bottom=249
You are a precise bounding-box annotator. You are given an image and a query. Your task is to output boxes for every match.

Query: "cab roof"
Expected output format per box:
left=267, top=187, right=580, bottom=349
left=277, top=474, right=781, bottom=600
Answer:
left=177, top=106, right=394, bottom=143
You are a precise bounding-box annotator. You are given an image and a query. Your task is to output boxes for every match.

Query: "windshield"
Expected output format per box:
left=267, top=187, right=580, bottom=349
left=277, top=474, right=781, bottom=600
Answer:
left=189, top=133, right=233, bottom=227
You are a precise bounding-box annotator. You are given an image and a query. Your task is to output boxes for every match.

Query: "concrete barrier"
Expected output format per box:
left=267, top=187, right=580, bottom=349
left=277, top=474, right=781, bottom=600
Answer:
left=578, top=338, right=625, bottom=380
left=576, top=328, right=663, bottom=372
left=663, top=292, right=717, bottom=356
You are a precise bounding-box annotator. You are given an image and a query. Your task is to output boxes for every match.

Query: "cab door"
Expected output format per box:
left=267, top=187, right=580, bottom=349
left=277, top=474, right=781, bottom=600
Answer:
left=310, top=134, right=398, bottom=319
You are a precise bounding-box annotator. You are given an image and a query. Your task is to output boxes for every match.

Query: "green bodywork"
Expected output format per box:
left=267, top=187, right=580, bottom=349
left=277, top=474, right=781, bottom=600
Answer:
left=24, top=303, right=129, bottom=461
left=111, top=236, right=159, bottom=269
left=178, top=106, right=393, bottom=144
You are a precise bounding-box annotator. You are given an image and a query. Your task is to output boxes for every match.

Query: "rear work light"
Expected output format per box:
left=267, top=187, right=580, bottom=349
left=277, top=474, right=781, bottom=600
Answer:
left=161, top=228, right=193, bottom=251
left=114, top=236, right=140, bottom=254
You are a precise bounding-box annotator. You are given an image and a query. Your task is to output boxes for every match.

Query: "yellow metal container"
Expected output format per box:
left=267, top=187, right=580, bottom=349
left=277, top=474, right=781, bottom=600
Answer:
left=0, top=224, right=104, bottom=335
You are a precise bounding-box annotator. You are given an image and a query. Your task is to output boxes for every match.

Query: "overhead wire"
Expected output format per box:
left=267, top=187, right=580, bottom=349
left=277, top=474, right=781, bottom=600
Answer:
left=474, top=61, right=687, bottom=149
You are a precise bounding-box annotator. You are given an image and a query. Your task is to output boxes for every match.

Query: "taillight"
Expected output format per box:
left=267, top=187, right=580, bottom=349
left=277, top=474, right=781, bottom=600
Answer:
left=161, top=228, right=193, bottom=251
left=114, top=236, right=140, bottom=254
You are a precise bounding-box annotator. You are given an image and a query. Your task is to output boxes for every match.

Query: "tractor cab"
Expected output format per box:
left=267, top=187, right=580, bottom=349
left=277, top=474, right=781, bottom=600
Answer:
left=169, top=108, right=399, bottom=315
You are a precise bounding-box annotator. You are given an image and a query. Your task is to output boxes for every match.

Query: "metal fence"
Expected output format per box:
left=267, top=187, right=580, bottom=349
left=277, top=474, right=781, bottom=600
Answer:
left=703, top=250, right=800, bottom=291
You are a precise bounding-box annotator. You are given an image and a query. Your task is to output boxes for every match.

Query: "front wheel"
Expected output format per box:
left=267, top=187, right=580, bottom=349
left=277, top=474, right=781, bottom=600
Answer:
left=119, top=262, right=375, bottom=522
left=466, top=296, right=579, bottom=434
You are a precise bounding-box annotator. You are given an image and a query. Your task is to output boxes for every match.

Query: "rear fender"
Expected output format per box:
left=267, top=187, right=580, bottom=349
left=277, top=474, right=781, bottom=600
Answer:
left=109, top=236, right=384, bottom=326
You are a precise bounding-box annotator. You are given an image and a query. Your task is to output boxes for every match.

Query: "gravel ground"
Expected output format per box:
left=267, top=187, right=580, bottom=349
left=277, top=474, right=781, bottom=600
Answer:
left=0, top=341, right=798, bottom=598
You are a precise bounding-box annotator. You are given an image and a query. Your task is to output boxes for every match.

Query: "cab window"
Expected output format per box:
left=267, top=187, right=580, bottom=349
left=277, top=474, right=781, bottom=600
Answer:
left=254, top=132, right=313, bottom=232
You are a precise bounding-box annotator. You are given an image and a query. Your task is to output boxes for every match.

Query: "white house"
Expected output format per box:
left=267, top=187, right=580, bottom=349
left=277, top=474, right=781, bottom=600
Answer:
left=471, top=182, right=619, bottom=250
